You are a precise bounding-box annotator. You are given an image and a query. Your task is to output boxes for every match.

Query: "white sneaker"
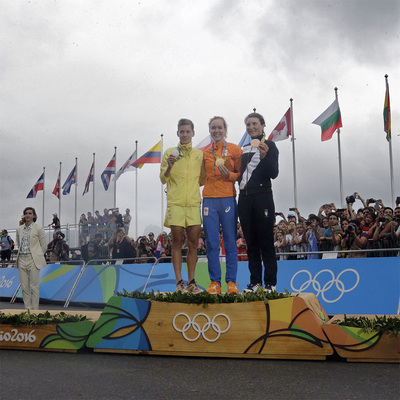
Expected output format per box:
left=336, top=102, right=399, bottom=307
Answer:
left=264, top=284, right=276, bottom=293
left=243, top=283, right=265, bottom=293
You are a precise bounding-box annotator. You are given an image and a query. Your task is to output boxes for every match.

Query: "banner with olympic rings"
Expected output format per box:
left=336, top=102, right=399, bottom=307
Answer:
left=235, top=257, right=399, bottom=315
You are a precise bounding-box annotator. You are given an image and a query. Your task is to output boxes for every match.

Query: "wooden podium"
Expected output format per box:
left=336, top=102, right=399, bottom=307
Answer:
left=87, top=293, right=333, bottom=360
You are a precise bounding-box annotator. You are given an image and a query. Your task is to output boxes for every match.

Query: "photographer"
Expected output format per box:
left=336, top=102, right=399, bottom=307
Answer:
left=108, top=228, right=136, bottom=261
left=371, top=216, right=398, bottom=257
left=345, top=193, right=367, bottom=220
left=317, top=203, right=337, bottom=221
left=48, top=232, right=69, bottom=262
left=340, top=220, right=368, bottom=258
left=81, top=233, right=105, bottom=263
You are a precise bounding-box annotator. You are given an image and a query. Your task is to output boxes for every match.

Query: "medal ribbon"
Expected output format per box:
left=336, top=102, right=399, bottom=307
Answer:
left=212, top=141, right=227, bottom=163
left=176, top=142, right=193, bottom=160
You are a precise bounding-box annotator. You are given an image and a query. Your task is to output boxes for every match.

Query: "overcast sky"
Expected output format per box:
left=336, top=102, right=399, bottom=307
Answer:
left=1, top=0, right=399, bottom=240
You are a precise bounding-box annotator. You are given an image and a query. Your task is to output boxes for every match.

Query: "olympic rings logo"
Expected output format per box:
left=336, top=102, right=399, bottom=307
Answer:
left=172, top=312, right=231, bottom=342
left=290, top=269, right=360, bottom=303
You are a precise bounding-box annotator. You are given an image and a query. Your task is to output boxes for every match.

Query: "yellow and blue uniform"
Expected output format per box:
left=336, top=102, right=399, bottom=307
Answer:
left=160, top=142, right=205, bottom=228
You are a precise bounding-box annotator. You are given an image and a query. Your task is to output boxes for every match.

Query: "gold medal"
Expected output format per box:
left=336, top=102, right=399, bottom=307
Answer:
left=215, top=158, right=224, bottom=166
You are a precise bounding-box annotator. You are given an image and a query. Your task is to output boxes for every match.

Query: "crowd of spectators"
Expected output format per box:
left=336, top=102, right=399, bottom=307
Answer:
left=273, top=194, right=400, bottom=259
left=14, top=194, right=400, bottom=265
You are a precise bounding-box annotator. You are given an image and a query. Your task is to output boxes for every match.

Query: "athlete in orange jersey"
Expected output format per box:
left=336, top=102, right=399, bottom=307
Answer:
left=202, top=116, right=242, bottom=294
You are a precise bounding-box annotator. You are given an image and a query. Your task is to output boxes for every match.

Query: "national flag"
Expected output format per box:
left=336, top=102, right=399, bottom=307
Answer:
left=312, top=98, right=342, bottom=142
left=101, top=152, right=116, bottom=190
left=238, top=132, right=251, bottom=147
left=62, top=166, right=77, bottom=195
left=268, top=108, right=292, bottom=142
left=195, top=135, right=212, bottom=151
left=114, top=150, right=137, bottom=181
left=52, top=169, right=61, bottom=199
left=384, top=78, right=391, bottom=142
left=27, top=173, right=44, bottom=199
left=132, top=141, right=162, bottom=169
left=82, top=162, right=94, bottom=196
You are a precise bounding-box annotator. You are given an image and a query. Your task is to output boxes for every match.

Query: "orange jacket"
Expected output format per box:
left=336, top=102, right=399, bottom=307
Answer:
left=203, top=141, right=242, bottom=198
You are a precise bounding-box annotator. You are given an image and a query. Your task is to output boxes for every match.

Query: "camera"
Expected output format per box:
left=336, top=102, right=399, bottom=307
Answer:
left=346, top=195, right=355, bottom=204
left=367, top=198, right=376, bottom=203
left=289, top=207, right=296, bottom=211
left=378, top=217, right=386, bottom=222
left=345, top=224, right=356, bottom=234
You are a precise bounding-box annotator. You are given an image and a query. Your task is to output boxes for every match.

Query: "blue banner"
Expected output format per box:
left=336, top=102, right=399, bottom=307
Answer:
left=2, top=258, right=398, bottom=315
left=39, top=264, right=84, bottom=301
left=0, top=268, right=20, bottom=297
left=70, top=263, right=156, bottom=304
left=235, top=257, right=399, bottom=315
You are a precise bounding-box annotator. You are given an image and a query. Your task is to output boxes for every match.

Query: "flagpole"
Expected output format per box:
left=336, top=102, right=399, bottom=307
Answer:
left=75, top=157, right=78, bottom=247
left=385, top=74, right=395, bottom=207
left=92, top=153, right=95, bottom=215
left=59, top=162, right=62, bottom=222
left=135, top=140, right=138, bottom=239
left=42, top=166, right=45, bottom=226
left=161, top=134, right=164, bottom=231
left=334, top=87, right=344, bottom=208
left=113, top=146, right=117, bottom=209
left=289, top=99, right=298, bottom=209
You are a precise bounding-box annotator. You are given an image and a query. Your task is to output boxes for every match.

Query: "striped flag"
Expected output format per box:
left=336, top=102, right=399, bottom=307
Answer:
left=132, top=141, right=162, bottom=169
left=62, top=166, right=77, bottom=195
left=114, top=150, right=137, bottom=181
left=238, top=132, right=251, bottom=147
left=312, top=98, right=342, bottom=141
left=101, top=152, right=116, bottom=190
left=195, top=135, right=212, bottom=151
left=384, top=78, right=391, bottom=142
left=82, top=162, right=94, bottom=195
left=52, top=169, right=61, bottom=199
left=27, top=173, right=44, bottom=198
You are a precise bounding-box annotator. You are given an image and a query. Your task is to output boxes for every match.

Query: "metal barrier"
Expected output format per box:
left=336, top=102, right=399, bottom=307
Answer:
left=64, top=256, right=157, bottom=308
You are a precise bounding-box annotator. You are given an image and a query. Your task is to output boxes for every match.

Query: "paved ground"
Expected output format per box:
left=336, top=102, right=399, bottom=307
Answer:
left=1, top=300, right=399, bottom=400
left=1, top=350, right=399, bottom=400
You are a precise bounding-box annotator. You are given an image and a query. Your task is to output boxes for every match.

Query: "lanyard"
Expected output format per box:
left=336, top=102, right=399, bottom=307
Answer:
left=176, top=144, right=192, bottom=160
left=212, top=141, right=227, bottom=162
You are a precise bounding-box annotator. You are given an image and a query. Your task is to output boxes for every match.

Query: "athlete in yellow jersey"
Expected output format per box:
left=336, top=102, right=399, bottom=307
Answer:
left=160, top=118, right=205, bottom=293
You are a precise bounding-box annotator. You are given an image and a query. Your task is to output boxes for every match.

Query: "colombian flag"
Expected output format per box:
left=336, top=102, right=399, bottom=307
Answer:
left=132, top=140, right=162, bottom=169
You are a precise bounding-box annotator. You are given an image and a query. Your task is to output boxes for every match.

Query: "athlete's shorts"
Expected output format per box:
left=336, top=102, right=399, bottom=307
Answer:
left=164, top=206, right=201, bottom=228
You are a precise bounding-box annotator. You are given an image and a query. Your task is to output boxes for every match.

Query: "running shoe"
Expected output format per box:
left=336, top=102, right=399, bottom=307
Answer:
left=175, top=280, right=186, bottom=293
left=227, top=281, right=239, bottom=294
left=265, top=284, right=276, bottom=293
left=186, top=280, right=203, bottom=294
left=206, top=281, right=221, bottom=294
left=242, top=283, right=265, bottom=293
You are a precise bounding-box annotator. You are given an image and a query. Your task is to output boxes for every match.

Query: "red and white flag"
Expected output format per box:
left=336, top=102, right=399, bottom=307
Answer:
left=268, top=108, right=292, bottom=142
left=83, top=162, right=94, bottom=195
left=195, top=135, right=212, bottom=151
left=27, top=173, right=44, bottom=198
left=52, top=169, right=61, bottom=199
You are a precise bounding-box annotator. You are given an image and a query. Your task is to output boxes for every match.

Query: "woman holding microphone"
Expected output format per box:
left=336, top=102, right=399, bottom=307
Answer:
left=203, top=116, right=242, bottom=294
